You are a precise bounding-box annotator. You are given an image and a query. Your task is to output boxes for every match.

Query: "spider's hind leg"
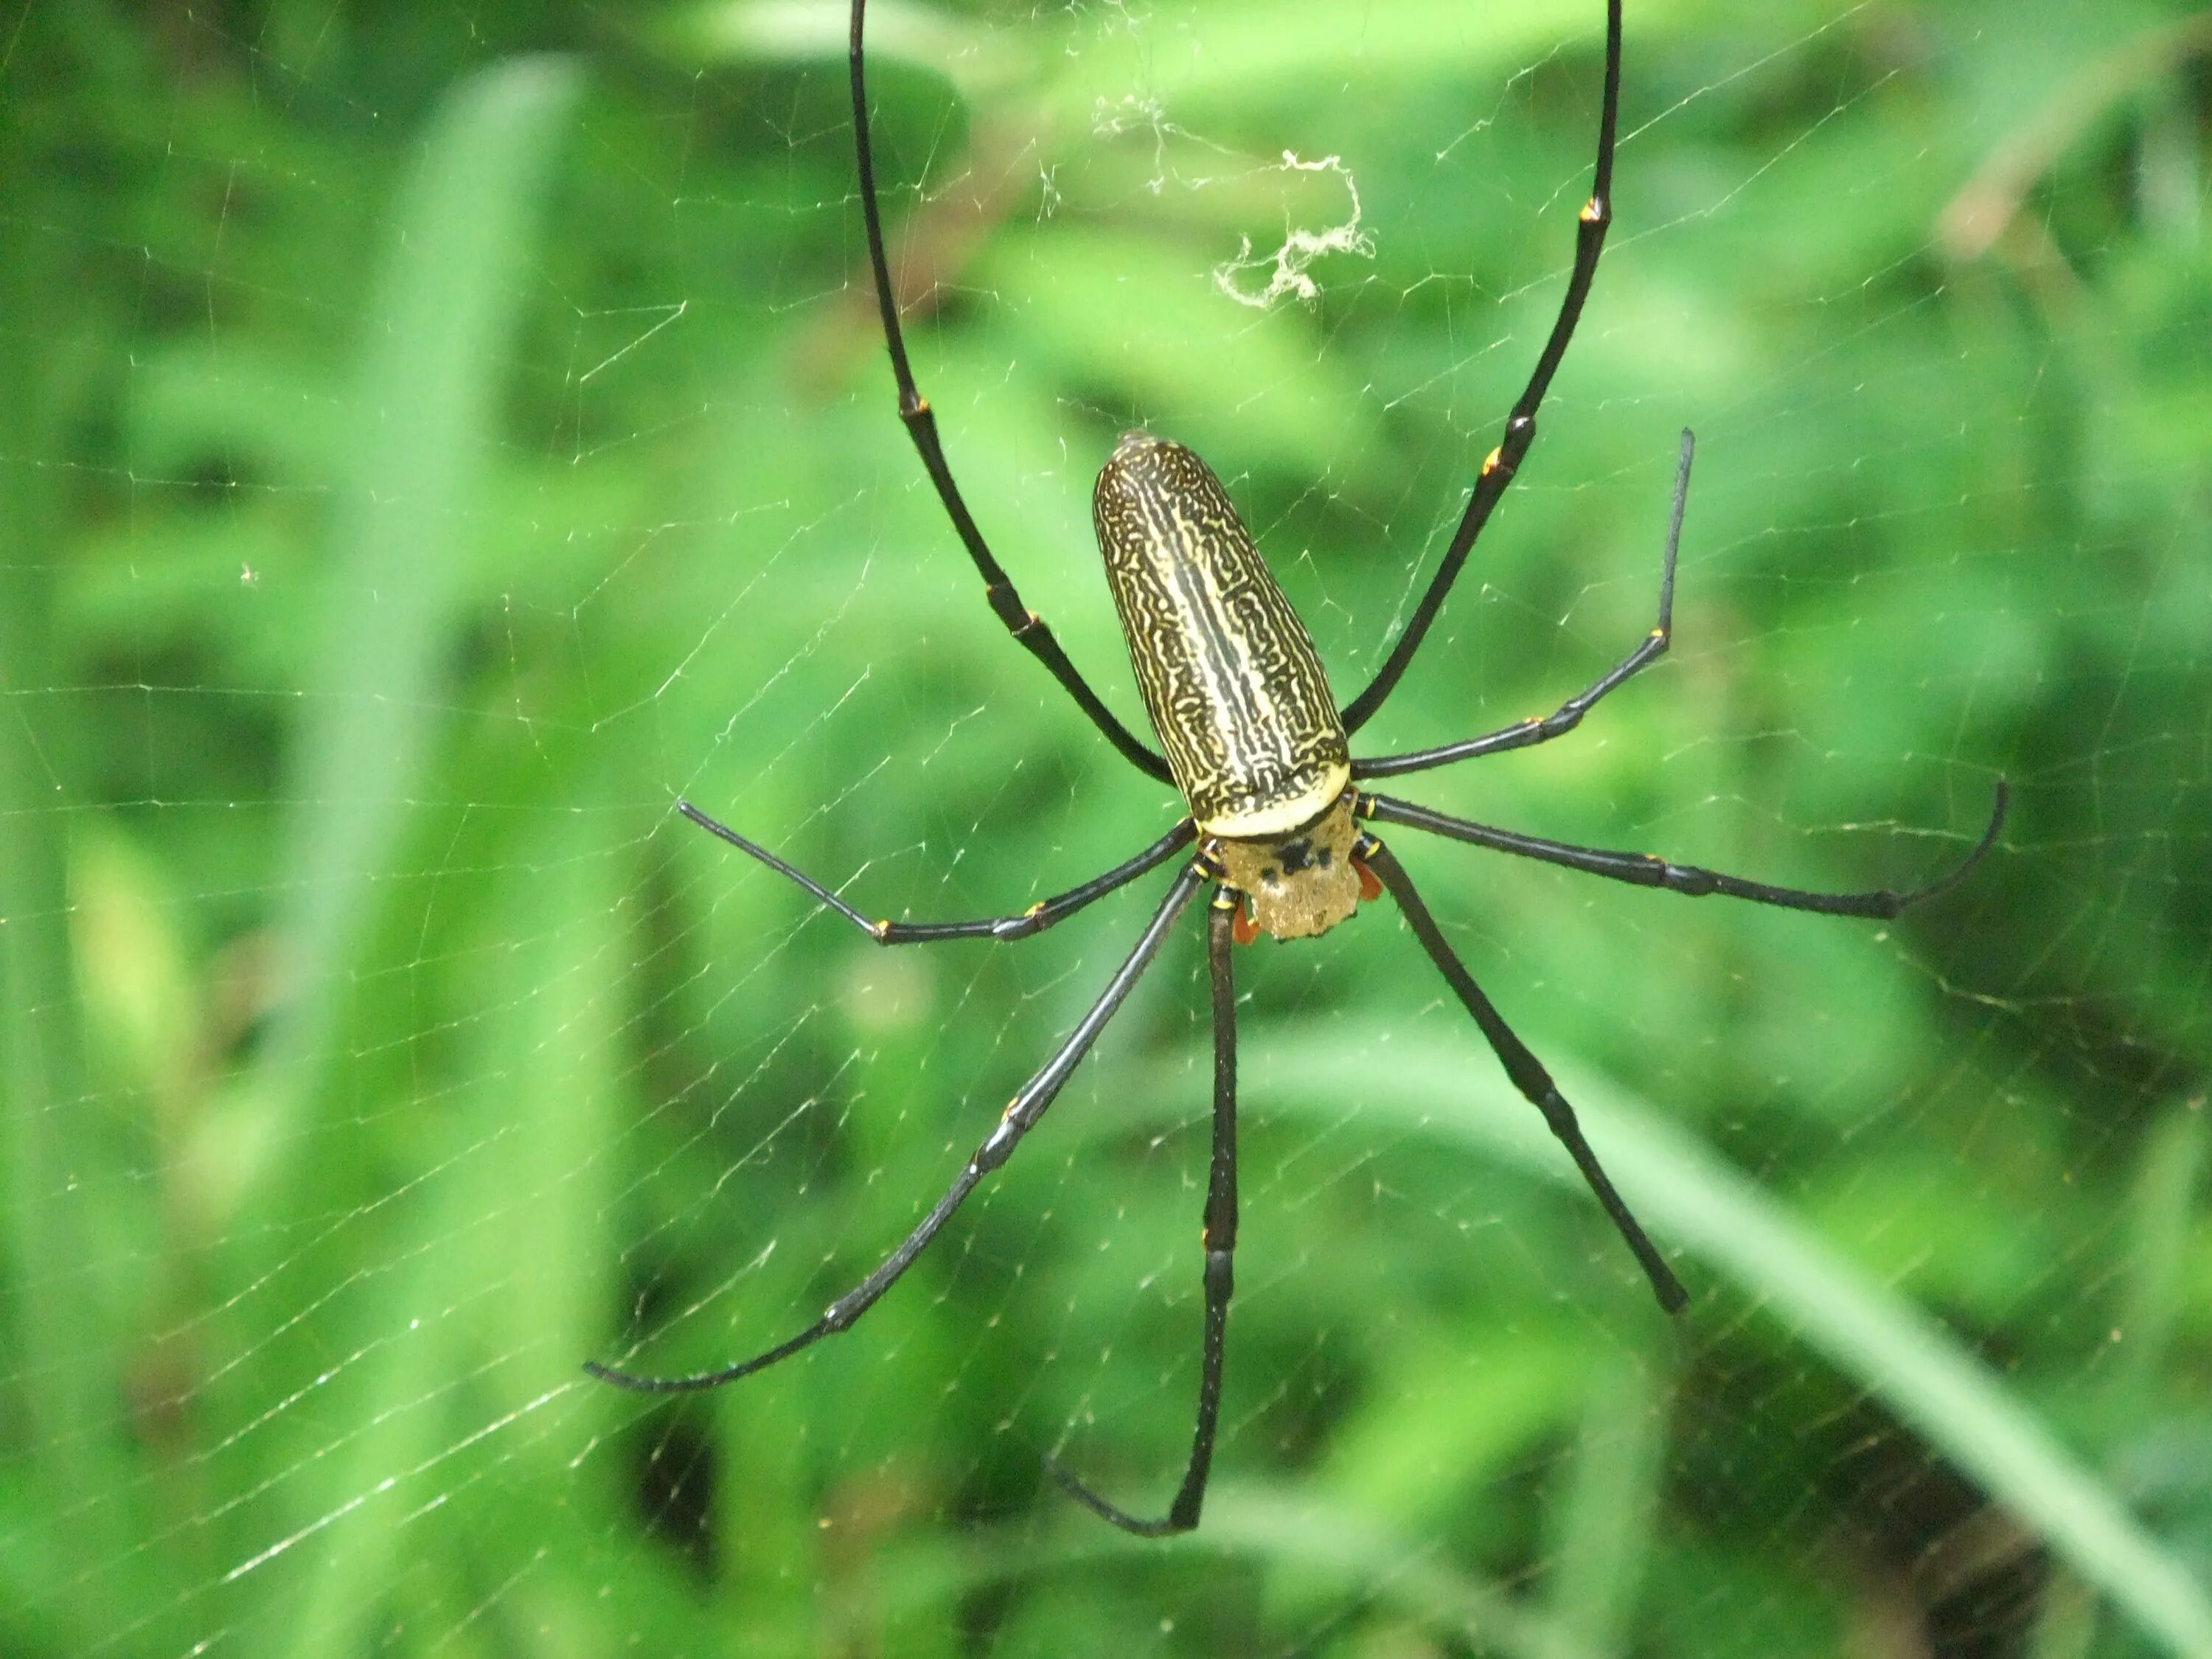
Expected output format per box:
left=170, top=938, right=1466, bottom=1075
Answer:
left=845, top=0, right=1171, bottom=783
left=1354, top=428, right=1694, bottom=782
left=1339, top=0, right=1629, bottom=736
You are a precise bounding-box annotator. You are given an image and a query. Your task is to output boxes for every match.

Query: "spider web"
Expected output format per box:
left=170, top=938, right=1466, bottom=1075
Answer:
left=4, top=1, right=2209, bottom=1656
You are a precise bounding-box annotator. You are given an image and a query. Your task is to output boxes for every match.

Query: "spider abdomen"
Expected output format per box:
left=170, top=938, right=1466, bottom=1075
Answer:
left=1093, top=431, right=1349, bottom=840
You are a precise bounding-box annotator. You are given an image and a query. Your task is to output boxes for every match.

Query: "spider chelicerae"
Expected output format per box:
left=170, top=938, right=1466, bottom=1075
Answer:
left=588, top=0, right=2007, bottom=1537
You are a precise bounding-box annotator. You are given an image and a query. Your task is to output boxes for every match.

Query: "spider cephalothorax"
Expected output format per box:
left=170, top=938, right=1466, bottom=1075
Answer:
left=588, top=0, right=2006, bottom=1543
left=1211, top=790, right=1373, bottom=943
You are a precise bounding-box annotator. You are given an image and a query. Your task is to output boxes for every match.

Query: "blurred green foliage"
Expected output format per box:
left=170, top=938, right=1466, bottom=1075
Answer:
left=3, top=1, right=2210, bottom=1655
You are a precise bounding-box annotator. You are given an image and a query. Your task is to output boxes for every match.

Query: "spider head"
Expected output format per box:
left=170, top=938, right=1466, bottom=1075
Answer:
left=1214, top=792, right=1367, bottom=942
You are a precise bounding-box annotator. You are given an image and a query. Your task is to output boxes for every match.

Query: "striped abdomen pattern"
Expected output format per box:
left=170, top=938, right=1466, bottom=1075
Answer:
left=1093, top=431, right=1349, bottom=837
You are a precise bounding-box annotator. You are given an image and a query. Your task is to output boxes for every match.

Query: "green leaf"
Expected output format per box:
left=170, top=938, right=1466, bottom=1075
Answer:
left=1208, top=1031, right=2212, bottom=1658
left=251, top=56, right=584, bottom=1168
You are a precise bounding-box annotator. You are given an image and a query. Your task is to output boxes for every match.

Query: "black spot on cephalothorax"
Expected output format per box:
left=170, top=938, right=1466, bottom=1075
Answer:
left=1276, top=835, right=1319, bottom=875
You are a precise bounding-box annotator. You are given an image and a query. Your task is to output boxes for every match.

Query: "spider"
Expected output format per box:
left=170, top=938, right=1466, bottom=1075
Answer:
left=588, top=0, right=2007, bottom=1538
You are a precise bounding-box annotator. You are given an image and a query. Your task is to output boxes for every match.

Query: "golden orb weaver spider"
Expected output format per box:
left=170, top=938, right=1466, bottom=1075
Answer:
left=587, top=0, right=2008, bottom=1538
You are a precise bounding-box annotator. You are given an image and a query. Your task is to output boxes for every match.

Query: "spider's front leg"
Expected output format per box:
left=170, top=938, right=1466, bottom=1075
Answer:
left=678, top=800, right=1194, bottom=944
left=585, top=862, right=1208, bottom=1394
left=1360, top=835, right=1689, bottom=1314
left=1360, top=782, right=2009, bottom=919
left=1049, top=887, right=1242, bottom=1536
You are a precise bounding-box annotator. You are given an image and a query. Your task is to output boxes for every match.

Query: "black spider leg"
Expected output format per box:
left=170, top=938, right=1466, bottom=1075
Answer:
left=1356, top=428, right=1691, bottom=781
left=1048, top=888, right=1240, bottom=1537
left=678, top=800, right=1195, bottom=943
left=585, top=862, right=1208, bottom=1394
left=1360, top=836, right=1689, bottom=1314
left=1339, top=0, right=1624, bottom=737
left=847, top=0, right=1172, bottom=784
left=1360, top=780, right=2009, bottom=919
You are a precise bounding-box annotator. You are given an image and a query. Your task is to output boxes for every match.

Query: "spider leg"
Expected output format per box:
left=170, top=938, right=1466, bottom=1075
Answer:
left=1340, top=0, right=1624, bottom=735
left=847, top=0, right=1172, bottom=785
left=1049, top=889, right=1240, bottom=1537
left=1360, top=836, right=1687, bottom=1312
left=585, top=863, right=1208, bottom=1394
left=679, top=801, right=1195, bottom=944
left=1360, top=781, right=2008, bottom=919
left=1355, top=430, right=1691, bottom=781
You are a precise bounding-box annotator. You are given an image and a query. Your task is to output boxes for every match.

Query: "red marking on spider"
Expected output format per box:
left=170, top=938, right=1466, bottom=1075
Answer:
left=1355, top=860, right=1383, bottom=903
left=1231, top=898, right=1260, bottom=946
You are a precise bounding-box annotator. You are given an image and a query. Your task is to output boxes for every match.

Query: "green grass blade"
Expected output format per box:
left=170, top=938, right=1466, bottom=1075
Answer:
left=0, top=304, right=139, bottom=1658
left=262, top=815, right=624, bottom=1656
left=1541, top=1351, right=1668, bottom=1657
left=851, top=1484, right=1607, bottom=1659
left=1214, top=1032, right=2212, bottom=1658
left=2115, top=1104, right=2208, bottom=1402
left=252, top=56, right=582, bottom=1141
left=0, top=88, right=149, bottom=1632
